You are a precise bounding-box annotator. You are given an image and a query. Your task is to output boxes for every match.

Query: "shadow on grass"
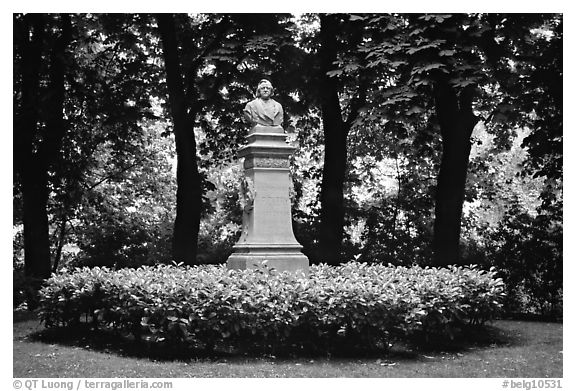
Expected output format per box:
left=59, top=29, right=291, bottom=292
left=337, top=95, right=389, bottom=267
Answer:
left=21, top=317, right=523, bottom=363
left=13, top=309, right=40, bottom=323
left=405, top=323, right=527, bottom=354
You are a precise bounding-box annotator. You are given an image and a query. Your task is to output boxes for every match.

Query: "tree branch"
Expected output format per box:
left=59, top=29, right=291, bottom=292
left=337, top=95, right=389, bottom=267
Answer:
left=83, top=156, right=152, bottom=191
left=345, top=79, right=367, bottom=128
left=183, top=16, right=232, bottom=114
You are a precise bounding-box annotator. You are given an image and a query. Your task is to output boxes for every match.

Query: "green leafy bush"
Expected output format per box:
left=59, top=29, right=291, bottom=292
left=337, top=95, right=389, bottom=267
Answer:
left=485, top=202, right=562, bottom=319
left=39, top=262, right=505, bottom=354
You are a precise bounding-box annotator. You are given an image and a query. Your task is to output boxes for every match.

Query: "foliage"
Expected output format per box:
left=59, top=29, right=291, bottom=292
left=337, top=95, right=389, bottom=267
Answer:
left=13, top=13, right=164, bottom=278
left=69, top=121, right=177, bottom=268
left=13, top=266, right=37, bottom=309
left=13, top=14, right=562, bottom=320
left=347, top=126, right=440, bottom=266
left=196, top=163, right=243, bottom=264
left=484, top=201, right=562, bottom=319
left=347, top=14, right=562, bottom=265
left=458, top=124, right=562, bottom=318
left=39, top=262, right=505, bottom=354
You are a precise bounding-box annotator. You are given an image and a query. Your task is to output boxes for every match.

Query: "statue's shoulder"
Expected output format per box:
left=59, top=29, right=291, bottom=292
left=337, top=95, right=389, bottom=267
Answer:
left=244, top=99, right=257, bottom=109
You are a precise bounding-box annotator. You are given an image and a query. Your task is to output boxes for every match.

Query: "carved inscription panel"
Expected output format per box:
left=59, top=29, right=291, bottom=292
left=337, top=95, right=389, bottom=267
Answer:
left=244, top=156, right=290, bottom=169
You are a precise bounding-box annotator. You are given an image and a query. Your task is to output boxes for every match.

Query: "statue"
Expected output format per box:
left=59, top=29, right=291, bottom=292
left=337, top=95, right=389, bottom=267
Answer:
left=227, top=78, right=309, bottom=274
left=243, top=79, right=284, bottom=127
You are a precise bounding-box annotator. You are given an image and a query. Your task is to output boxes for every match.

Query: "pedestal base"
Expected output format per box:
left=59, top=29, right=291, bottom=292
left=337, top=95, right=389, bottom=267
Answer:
left=227, top=243, right=309, bottom=274
left=226, top=125, right=309, bottom=274
left=227, top=254, right=309, bottom=274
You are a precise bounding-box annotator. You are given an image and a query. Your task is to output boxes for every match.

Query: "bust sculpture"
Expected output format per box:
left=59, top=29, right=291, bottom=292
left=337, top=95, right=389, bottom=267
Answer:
left=243, top=79, right=284, bottom=127
left=228, top=79, right=309, bottom=274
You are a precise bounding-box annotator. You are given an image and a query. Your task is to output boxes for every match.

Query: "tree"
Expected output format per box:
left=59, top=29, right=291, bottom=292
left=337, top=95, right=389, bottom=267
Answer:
left=71, top=121, right=177, bottom=268
left=316, top=14, right=367, bottom=265
left=432, top=78, right=479, bottom=265
left=388, top=14, right=484, bottom=266
left=14, top=14, right=72, bottom=284
left=156, top=14, right=204, bottom=265
left=14, top=13, right=163, bottom=281
left=356, top=13, right=562, bottom=266
left=316, top=14, right=349, bottom=265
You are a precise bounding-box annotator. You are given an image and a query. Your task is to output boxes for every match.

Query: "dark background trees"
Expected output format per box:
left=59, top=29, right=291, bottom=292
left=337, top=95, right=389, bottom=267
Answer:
left=14, top=14, right=72, bottom=286
left=13, top=13, right=562, bottom=318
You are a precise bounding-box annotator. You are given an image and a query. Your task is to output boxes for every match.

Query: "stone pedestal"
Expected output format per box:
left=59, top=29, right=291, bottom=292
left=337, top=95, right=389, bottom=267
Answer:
left=227, top=125, right=309, bottom=274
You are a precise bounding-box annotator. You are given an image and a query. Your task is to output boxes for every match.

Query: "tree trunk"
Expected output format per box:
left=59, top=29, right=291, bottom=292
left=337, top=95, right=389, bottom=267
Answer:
left=52, top=213, right=68, bottom=272
left=157, top=14, right=202, bottom=265
left=21, top=166, right=52, bottom=281
left=15, top=15, right=47, bottom=283
left=15, top=14, right=72, bottom=284
left=432, top=79, right=479, bottom=266
left=317, top=14, right=349, bottom=265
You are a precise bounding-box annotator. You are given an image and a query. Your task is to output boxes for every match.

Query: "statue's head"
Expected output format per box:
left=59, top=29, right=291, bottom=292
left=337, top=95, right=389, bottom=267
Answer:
left=255, top=79, right=274, bottom=98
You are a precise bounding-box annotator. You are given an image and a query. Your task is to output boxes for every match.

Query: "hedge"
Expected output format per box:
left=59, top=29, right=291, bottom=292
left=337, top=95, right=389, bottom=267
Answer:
left=39, top=262, right=505, bottom=354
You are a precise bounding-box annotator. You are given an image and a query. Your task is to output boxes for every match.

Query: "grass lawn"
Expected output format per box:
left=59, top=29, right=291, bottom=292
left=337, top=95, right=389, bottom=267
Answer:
left=13, top=312, right=562, bottom=378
